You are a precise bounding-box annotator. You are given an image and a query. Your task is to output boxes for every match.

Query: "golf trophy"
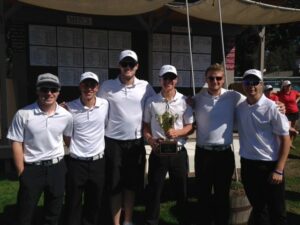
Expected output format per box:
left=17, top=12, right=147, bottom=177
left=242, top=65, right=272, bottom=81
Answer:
left=156, top=110, right=178, bottom=155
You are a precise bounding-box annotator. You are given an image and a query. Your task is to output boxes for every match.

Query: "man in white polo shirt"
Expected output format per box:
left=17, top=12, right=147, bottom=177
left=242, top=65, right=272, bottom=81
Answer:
left=98, top=50, right=155, bottom=225
left=237, top=69, right=290, bottom=225
left=194, top=63, right=245, bottom=225
left=7, top=73, right=73, bottom=225
left=143, top=65, right=194, bottom=225
left=64, top=72, right=109, bottom=225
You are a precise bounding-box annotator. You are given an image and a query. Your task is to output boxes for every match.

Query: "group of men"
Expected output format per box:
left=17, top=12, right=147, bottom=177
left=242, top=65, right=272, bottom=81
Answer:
left=7, top=49, right=290, bottom=225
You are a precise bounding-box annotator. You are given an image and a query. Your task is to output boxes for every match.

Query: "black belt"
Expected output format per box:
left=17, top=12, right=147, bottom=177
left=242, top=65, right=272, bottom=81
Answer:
left=177, top=145, right=184, bottom=151
left=25, top=157, right=63, bottom=166
left=197, top=144, right=231, bottom=151
left=70, top=152, right=104, bottom=161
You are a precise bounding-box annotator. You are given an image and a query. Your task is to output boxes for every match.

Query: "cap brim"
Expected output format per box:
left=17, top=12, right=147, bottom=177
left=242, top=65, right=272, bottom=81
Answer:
left=80, top=78, right=99, bottom=83
left=119, top=56, right=137, bottom=63
left=243, top=74, right=261, bottom=80
left=37, top=82, right=60, bottom=88
left=160, top=73, right=177, bottom=78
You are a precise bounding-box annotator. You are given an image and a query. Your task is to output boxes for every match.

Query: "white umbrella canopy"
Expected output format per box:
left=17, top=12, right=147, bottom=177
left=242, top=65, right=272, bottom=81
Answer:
left=19, top=0, right=300, bottom=24
left=19, top=0, right=173, bottom=16
left=168, top=0, right=300, bottom=25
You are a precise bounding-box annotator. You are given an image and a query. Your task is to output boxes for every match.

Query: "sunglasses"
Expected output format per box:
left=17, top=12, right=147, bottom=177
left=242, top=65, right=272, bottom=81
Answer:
left=81, top=81, right=98, bottom=88
left=120, top=61, right=137, bottom=68
left=162, top=76, right=177, bottom=81
left=208, top=76, right=223, bottom=81
left=243, top=80, right=261, bottom=86
left=38, top=87, right=59, bottom=93
left=162, top=74, right=177, bottom=80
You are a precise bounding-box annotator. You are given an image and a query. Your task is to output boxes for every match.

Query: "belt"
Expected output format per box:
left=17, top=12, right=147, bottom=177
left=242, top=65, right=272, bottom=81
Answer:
left=197, top=144, right=231, bottom=151
left=25, top=156, right=63, bottom=166
left=177, top=145, right=184, bottom=151
left=70, top=152, right=104, bottom=161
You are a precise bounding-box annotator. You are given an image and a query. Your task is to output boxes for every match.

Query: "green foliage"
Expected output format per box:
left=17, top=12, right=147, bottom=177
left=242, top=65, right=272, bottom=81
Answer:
left=235, top=1, right=300, bottom=74
left=231, top=180, right=244, bottom=190
left=0, top=179, right=18, bottom=213
left=235, top=23, right=300, bottom=74
left=266, top=44, right=297, bottom=71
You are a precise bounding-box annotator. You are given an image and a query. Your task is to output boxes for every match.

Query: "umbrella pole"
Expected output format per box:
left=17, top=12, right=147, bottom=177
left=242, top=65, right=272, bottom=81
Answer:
left=185, top=0, right=195, bottom=96
left=217, top=0, right=228, bottom=89
left=260, top=26, right=266, bottom=74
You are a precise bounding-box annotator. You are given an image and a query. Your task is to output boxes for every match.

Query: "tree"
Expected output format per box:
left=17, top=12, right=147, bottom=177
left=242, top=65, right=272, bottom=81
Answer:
left=235, top=1, right=300, bottom=76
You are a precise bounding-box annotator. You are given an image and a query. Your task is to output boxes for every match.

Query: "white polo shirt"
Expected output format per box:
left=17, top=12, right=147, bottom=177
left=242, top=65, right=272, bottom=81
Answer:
left=143, top=91, right=194, bottom=146
left=66, top=97, right=109, bottom=157
left=7, top=102, right=73, bottom=163
left=194, top=88, right=245, bottom=146
left=98, top=76, right=155, bottom=140
left=237, top=94, right=289, bottom=161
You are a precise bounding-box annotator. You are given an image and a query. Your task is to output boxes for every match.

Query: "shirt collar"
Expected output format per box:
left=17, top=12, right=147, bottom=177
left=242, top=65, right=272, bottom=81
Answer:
left=79, top=97, right=102, bottom=110
left=254, top=94, right=266, bottom=107
left=159, top=90, right=179, bottom=103
left=246, top=94, right=265, bottom=107
left=33, top=102, right=60, bottom=115
left=116, top=75, right=139, bottom=88
left=204, top=88, right=226, bottom=98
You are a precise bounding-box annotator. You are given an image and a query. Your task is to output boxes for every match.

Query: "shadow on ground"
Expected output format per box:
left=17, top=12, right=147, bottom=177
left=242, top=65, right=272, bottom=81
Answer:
left=286, top=190, right=300, bottom=202
left=1, top=178, right=300, bottom=225
left=288, top=153, right=300, bottom=160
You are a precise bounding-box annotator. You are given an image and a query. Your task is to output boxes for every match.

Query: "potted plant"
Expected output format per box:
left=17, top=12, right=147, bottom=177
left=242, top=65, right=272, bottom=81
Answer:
left=229, top=168, right=252, bottom=225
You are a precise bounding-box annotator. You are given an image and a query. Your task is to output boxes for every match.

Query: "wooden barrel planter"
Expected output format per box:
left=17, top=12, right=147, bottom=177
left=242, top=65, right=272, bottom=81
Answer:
left=229, top=188, right=252, bottom=225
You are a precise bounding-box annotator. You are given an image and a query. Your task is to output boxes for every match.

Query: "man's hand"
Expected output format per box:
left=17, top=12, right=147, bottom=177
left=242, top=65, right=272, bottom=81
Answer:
left=12, top=141, right=25, bottom=177
left=269, top=171, right=283, bottom=184
left=289, top=127, right=299, bottom=136
left=148, top=137, right=163, bottom=152
left=59, top=101, right=69, bottom=110
left=186, top=96, right=195, bottom=108
left=166, top=128, right=178, bottom=139
left=275, top=101, right=286, bottom=114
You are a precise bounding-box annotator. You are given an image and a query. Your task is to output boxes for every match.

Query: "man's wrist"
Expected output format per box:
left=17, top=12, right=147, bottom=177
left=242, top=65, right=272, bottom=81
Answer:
left=273, top=170, right=283, bottom=175
left=146, top=135, right=152, bottom=143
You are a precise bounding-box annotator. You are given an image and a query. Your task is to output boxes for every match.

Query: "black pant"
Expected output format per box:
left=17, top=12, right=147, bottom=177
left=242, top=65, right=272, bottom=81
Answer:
left=105, top=137, right=146, bottom=194
left=64, top=156, right=105, bottom=225
left=194, top=147, right=235, bottom=225
left=145, top=148, right=188, bottom=225
left=241, top=158, right=287, bottom=225
left=17, top=159, right=66, bottom=225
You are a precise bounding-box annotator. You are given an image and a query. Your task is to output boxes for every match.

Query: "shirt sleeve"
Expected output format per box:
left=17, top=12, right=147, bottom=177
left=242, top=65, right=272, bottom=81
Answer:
left=271, top=105, right=290, bottom=136
left=6, top=110, right=25, bottom=142
left=63, top=114, right=73, bottom=137
left=104, top=100, right=109, bottom=128
left=143, top=99, right=152, bottom=124
left=235, top=91, right=246, bottom=107
left=97, top=81, right=108, bottom=98
left=183, top=101, right=194, bottom=125
left=146, top=83, right=156, bottom=99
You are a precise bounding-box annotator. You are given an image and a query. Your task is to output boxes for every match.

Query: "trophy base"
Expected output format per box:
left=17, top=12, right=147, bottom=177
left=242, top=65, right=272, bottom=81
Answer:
left=158, top=141, right=178, bottom=155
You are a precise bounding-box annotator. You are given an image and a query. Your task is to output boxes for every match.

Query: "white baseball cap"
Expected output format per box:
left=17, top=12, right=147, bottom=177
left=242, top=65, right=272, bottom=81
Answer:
left=265, top=84, right=273, bottom=90
left=159, top=65, right=177, bottom=77
left=80, top=72, right=99, bottom=83
left=119, top=50, right=138, bottom=63
left=243, top=69, right=263, bottom=81
left=282, top=80, right=291, bottom=87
